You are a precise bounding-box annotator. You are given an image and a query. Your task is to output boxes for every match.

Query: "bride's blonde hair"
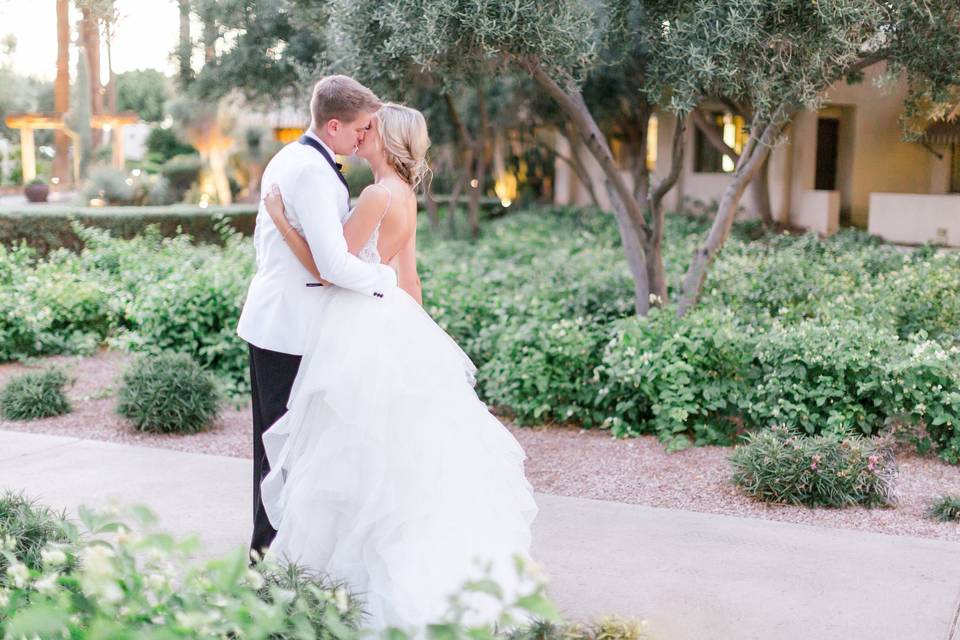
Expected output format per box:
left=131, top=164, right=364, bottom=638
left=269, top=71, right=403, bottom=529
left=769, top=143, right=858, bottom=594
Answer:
left=376, top=103, right=431, bottom=191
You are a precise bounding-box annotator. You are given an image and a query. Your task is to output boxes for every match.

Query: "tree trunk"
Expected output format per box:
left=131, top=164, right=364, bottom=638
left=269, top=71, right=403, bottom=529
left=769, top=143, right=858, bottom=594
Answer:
left=525, top=60, right=653, bottom=316
left=562, top=123, right=601, bottom=207
left=677, top=115, right=787, bottom=316
left=178, top=0, right=193, bottom=88
left=53, top=0, right=70, bottom=183
left=209, top=146, right=231, bottom=205
left=447, top=171, right=464, bottom=238
left=424, top=190, right=440, bottom=230
left=645, top=113, right=687, bottom=304
left=80, top=8, right=103, bottom=147
left=467, top=87, right=489, bottom=240
left=106, top=33, right=117, bottom=113
left=752, top=153, right=773, bottom=226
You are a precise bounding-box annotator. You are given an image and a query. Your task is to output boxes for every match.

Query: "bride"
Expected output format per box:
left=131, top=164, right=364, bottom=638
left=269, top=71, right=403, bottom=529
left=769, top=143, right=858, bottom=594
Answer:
left=258, top=103, right=539, bottom=631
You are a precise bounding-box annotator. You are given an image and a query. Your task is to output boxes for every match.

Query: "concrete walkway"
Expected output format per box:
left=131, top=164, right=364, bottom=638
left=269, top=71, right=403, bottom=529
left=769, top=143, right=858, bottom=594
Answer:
left=3, top=429, right=959, bottom=640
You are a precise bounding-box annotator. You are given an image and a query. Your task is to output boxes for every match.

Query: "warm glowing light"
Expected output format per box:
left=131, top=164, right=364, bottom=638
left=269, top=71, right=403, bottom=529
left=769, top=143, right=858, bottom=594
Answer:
left=494, top=172, right=518, bottom=207
left=88, top=198, right=105, bottom=207
left=131, top=169, right=141, bottom=177
left=470, top=179, right=479, bottom=189
left=124, top=178, right=133, bottom=186
left=50, top=177, right=60, bottom=185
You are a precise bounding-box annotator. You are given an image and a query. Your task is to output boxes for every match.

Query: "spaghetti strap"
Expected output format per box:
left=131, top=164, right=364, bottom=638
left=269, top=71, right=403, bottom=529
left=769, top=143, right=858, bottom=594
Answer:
left=370, top=182, right=393, bottom=222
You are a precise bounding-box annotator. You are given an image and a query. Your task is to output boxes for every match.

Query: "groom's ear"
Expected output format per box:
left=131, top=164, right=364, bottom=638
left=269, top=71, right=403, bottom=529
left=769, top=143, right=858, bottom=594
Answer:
left=324, top=118, right=342, bottom=137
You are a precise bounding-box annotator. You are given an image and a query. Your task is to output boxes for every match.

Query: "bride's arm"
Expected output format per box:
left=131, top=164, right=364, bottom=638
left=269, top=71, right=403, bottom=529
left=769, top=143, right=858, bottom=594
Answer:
left=262, top=186, right=327, bottom=283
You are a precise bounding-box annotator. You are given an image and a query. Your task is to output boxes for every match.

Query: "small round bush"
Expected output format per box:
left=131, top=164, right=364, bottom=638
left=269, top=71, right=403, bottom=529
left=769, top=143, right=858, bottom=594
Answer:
left=117, top=352, right=219, bottom=433
left=0, top=369, right=72, bottom=420
left=927, top=495, right=960, bottom=523
left=730, top=426, right=897, bottom=508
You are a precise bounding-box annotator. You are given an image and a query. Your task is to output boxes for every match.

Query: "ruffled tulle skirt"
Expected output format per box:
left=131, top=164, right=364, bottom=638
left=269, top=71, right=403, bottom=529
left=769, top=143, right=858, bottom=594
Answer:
left=261, top=287, right=538, bottom=631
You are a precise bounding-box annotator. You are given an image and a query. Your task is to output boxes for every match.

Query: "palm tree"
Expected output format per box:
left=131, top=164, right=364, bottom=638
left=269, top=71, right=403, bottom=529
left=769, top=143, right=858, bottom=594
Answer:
left=53, top=0, right=70, bottom=182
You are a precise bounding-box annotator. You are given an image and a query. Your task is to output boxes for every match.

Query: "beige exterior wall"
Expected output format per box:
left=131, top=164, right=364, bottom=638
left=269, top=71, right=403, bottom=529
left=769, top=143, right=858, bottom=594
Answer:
left=553, top=62, right=957, bottom=243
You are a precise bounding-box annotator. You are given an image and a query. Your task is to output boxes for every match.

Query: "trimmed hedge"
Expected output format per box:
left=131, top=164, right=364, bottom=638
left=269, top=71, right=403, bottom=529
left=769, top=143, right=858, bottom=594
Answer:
left=0, top=205, right=257, bottom=253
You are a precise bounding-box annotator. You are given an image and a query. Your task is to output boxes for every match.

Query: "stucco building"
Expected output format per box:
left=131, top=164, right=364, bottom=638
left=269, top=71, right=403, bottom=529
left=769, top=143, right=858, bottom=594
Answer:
left=554, top=63, right=960, bottom=246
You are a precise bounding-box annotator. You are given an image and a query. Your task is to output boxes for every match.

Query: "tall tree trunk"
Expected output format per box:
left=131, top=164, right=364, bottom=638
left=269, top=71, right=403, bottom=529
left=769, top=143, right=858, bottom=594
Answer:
left=751, top=153, right=773, bottom=226
left=80, top=8, right=103, bottom=147
left=562, top=122, right=601, bottom=207
left=644, top=113, right=687, bottom=304
left=423, top=189, right=439, bottom=230
left=526, top=60, right=653, bottom=315
left=105, top=18, right=117, bottom=113
left=677, top=111, right=788, bottom=316
left=466, top=87, right=489, bottom=240
left=53, top=0, right=70, bottom=183
left=442, top=92, right=475, bottom=239
left=178, top=0, right=193, bottom=88
left=203, top=17, right=217, bottom=63
left=447, top=168, right=467, bottom=238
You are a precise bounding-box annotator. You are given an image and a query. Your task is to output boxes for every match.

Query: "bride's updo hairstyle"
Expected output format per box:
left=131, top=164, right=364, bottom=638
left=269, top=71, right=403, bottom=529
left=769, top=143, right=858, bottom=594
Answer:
left=376, top=103, right=431, bottom=190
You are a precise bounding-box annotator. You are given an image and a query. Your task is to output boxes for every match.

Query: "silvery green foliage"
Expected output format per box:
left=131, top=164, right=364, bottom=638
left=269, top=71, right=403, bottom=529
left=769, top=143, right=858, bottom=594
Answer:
left=329, top=0, right=610, bottom=86
left=645, top=0, right=960, bottom=126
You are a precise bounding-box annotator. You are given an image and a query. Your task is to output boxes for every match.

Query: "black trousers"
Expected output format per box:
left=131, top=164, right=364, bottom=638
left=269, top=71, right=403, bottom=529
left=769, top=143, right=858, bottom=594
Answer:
left=248, top=343, right=302, bottom=555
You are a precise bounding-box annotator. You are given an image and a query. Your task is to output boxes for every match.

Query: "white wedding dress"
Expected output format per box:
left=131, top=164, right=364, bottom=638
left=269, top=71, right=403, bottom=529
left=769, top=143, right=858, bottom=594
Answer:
left=260, top=209, right=538, bottom=631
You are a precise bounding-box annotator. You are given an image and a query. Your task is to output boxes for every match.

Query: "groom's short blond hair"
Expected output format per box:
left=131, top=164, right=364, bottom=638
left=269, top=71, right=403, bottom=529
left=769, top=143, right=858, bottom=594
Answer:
left=310, top=75, right=381, bottom=126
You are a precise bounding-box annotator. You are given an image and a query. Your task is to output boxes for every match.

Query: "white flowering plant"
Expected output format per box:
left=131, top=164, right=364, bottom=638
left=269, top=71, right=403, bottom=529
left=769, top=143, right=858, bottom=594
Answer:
left=0, top=499, right=561, bottom=640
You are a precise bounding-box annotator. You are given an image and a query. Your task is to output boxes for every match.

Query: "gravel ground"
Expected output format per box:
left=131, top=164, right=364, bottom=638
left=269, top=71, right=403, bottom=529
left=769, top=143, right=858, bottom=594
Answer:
left=2, top=350, right=959, bottom=542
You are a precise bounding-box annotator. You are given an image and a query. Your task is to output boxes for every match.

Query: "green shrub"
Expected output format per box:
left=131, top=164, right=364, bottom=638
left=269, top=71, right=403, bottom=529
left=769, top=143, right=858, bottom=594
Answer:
left=159, top=153, right=202, bottom=199
left=742, top=321, right=899, bottom=437
left=146, top=126, right=197, bottom=163
left=119, top=237, right=254, bottom=393
left=597, top=308, right=753, bottom=448
left=0, top=502, right=560, bottom=640
left=0, top=206, right=256, bottom=254
left=0, top=369, right=72, bottom=420
left=883, top=254, right=960, bottom=343
left=884, top=339, right=960, bottom=463
left=927, top=495, right=960, bottom=522
left=479, top=316, right=610, bottom=426
left=0, top=491, right=75, bottom=578
left=117, top=352, right=220, bottom=433
left=80, top=167, right=149, bottom=205
left=730, top=426, right=897, bottom=508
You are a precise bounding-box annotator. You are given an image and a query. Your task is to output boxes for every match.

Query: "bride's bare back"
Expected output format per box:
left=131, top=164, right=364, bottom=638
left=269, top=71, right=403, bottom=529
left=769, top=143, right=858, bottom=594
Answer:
left=263, top=177, right=423, bottom=304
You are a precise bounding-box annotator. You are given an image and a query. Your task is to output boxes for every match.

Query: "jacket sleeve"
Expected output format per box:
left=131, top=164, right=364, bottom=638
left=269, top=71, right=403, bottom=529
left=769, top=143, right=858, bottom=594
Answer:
left=288, top=162, right=397, bottom=296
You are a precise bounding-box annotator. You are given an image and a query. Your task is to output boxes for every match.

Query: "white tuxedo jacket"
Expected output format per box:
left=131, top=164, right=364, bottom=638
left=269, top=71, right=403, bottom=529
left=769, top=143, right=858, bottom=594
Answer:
left=237, top=133, right=397, bottom=355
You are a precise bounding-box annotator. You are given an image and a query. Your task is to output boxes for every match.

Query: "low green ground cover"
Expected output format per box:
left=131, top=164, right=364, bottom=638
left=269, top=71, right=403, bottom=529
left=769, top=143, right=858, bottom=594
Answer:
left=0, top=206, right=957, bottom=460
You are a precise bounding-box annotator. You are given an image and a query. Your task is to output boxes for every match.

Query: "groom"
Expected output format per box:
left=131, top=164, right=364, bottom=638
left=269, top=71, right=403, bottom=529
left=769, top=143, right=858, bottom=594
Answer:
left=237, top=75, right=398, bottom=555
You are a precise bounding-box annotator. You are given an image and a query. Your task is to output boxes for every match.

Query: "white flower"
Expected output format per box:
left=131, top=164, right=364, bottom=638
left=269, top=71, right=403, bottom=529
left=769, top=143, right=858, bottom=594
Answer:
left=333, top=586, right=350, bottom=614
left=146, top=573, right=167, bottom=591
left=5, top=562, right=29, bottom=588
left=41, top=547, right=67, bottom=567
left=244, top=569, right=264, bottom=590
left=80, top=545, right=115, bottom=578
left=34, top=573, right=59, bottom=595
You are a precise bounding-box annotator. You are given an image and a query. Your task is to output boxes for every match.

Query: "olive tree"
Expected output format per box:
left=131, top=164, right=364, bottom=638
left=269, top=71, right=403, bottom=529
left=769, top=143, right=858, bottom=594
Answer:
left=330, top=0, right=682, bottom=315
left=646, top=0, right=960, bottom=315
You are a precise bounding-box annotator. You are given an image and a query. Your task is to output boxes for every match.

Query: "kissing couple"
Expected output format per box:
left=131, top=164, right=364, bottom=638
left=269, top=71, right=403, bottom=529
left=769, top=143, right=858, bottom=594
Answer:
left=236, top=75, right=539, bottom=631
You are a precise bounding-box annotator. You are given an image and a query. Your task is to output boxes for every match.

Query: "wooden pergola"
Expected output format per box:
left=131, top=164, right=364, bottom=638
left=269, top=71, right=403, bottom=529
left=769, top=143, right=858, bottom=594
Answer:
left=3, top=112, right=139, bottom=184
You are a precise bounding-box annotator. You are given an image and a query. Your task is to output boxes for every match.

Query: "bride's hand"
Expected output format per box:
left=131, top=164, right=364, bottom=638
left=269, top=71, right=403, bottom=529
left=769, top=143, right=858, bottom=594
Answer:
left=263, top=184, right=289, bottom=230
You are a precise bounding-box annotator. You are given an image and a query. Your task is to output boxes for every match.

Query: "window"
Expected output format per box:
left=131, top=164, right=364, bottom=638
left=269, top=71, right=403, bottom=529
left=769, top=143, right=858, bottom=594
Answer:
left=694, top=112, right=748, bottom=173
